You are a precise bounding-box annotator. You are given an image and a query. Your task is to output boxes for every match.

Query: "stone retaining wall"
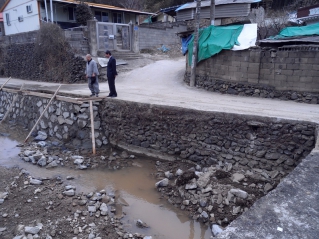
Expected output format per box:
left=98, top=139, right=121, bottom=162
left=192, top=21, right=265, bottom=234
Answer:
left=100, top=100, right=316, bottom=173
left=185, top=47, right=319, bottom=104
left=0, top=92, right=107, bottom=149
left=1, top=91, right=317, bottom=173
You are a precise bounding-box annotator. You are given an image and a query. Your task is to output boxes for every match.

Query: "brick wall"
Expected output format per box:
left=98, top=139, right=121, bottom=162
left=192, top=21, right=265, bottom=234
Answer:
left=185, top=46, right=319, bottom=103
left=137, top=23, right=187, bottom=50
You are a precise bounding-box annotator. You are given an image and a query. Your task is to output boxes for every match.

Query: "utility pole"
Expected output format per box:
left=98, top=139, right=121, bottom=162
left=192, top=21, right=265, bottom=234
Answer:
left=190, top=0, right=201, bottom=87
left=210, top=0, right=215, bottom=25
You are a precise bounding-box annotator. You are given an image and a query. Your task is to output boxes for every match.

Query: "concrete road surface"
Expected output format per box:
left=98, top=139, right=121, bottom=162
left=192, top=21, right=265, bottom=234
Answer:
left=1, top=57, right=318, bottom=123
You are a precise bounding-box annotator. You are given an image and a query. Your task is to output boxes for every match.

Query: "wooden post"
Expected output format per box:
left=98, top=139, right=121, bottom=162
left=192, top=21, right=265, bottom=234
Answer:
left=0, top=77, right=12, bottom=91
left=89, top=100, right=96, bottom=155
left=0, top=84, right=24, bottom=125
left=24, top=84, right=62, bottom=143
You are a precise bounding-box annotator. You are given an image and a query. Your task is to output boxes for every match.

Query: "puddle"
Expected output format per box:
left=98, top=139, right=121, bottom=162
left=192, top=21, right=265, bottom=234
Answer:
left=0, top=134, right=212, bottom=239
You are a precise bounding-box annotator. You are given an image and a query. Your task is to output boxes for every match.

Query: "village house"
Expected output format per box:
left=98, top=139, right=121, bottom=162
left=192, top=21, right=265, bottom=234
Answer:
left=175, top=0, right=262, bottom=25
left=0, top=0, right=152, bottom=36
left=297, top=3, right=319, bottom=25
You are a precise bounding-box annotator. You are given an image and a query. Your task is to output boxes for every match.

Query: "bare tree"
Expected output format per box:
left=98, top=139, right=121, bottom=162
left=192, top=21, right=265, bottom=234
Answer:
left=249, top=7, right=290, bottom=40
left=118, top=0, right=145, bottom=10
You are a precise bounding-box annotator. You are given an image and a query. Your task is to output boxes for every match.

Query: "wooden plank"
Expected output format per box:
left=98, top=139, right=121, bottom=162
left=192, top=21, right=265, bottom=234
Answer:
left=24, top=85, right=62, bottom=143
left=22, top=91, right=84, bottom=104
left=1, top=88, right=20, bottom=94
left=0, top=77, right=12, bottom=91
left=3, top=88, right=84, bottom=104
left=90, top=100, right=96, bottom=155
left=0, top=84, right=24, bottom=125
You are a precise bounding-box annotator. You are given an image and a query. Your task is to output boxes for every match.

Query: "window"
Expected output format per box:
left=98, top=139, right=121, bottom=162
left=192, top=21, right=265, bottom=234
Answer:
left=113, top=13, right=122, bottom=23
left=95, top=11, right=109, bottom=22
left=26, top=5, right=32, bottom=13
left=68, top=7, right=75, bottom=21
left=5, top=13, right=10, bottom=26
left=102, top=12, right=108, bottom=22
left=18, top=16, right=24, bottom=22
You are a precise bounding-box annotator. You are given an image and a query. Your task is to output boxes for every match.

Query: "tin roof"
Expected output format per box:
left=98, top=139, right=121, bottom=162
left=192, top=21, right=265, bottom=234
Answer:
left=176, top=0, right=261, bottom=11
left=259, top=36, right=319, bottom=44
left=53, top=0, right=153, bottom=15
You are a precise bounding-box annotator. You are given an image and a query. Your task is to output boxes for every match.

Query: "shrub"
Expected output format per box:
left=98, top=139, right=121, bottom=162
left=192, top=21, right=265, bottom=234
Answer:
left=75, top=2, right=93, bottom=26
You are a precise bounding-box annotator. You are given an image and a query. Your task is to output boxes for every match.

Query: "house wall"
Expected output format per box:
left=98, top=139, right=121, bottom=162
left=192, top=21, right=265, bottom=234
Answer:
left=176, top=3, right=250, bottom=21
left=184, top=47, right=319, bottom=104
left=3, top=0, right=40, bottom=35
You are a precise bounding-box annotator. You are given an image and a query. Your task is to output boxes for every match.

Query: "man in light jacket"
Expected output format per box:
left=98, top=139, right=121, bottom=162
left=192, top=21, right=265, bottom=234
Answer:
left=85, top=54, right=100, bottom=97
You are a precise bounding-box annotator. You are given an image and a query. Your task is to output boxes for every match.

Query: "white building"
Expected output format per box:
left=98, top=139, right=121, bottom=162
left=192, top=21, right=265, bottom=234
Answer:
left=1, top=0, right=40, bottom=36
left=0, top=0, right=153, bottom=36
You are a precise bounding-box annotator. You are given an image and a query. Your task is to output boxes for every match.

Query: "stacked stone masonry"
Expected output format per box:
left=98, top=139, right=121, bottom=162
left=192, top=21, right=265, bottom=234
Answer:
left=101, top=100, right=316, bottom=173
left=1, top=91, right=316, bottom=172
left=0, top=92, right=107, bottom=148
left=185, top=48, right=319, bottom=104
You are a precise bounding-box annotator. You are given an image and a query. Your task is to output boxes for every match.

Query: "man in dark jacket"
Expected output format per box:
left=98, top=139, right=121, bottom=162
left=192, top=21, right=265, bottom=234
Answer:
left=105, top=50, right=118, bottom=97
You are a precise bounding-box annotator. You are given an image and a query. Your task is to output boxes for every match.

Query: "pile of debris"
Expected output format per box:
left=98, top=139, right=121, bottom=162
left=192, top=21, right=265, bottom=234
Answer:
left=154, top=160, right=284, bottom=236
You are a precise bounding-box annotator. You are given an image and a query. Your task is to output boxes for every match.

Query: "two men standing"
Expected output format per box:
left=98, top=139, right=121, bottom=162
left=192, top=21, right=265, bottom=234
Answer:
left=85, top=51, right=117, bottom=98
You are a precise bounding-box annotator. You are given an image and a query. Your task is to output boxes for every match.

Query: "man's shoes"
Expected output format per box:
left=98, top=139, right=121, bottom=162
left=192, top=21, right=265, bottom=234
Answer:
left=95, top=94, right=99, bottom=97
left=90, top=94, right=95, bottom=97
left=107, top=95, right=117, bottom=98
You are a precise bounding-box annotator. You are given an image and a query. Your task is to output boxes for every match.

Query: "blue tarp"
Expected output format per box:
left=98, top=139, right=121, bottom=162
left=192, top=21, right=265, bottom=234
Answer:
left=181, top=35, right=193, bottom=55
left=269, top=22, right=319, bottom=39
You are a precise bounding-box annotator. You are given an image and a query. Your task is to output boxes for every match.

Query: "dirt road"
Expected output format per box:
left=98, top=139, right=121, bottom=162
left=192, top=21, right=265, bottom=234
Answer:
left=1, top=57, right=319, bottom=123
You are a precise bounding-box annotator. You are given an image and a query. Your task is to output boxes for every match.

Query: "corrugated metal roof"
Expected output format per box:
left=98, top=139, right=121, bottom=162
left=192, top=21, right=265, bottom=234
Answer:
left=259, top=36, right=319, bottom=44
left=176, top=0, right=261, bottom=11
left=53, top=0, right=153, bottom=15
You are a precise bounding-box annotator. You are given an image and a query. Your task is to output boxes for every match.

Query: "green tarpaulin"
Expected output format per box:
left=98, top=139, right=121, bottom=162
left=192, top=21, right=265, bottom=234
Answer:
left=269, top=22, right=319, bottom=39
left=188, top=25, right=244, bottom=66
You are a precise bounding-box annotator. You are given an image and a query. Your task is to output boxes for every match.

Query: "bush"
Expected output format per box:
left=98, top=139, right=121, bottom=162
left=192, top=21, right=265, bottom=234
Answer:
left=75, top=2, right=93, bottom=26
left=34, top=23, right=85, bottom=83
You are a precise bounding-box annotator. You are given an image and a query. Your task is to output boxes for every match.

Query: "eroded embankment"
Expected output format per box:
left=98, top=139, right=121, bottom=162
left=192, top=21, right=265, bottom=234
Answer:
left=0, top=90, right=318, bottom=237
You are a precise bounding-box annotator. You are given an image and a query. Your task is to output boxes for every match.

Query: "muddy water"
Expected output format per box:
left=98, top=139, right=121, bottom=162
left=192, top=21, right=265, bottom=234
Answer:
left=0, top=135, right=212, bottom=239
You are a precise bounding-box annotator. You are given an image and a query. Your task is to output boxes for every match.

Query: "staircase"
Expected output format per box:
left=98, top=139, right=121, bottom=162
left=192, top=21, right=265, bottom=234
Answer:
left=97, top=50, right=142, bottom=60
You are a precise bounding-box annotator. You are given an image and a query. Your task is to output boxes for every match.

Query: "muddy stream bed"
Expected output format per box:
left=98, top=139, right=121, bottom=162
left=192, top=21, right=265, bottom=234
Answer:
left=0, top=127, right=212, bottom=239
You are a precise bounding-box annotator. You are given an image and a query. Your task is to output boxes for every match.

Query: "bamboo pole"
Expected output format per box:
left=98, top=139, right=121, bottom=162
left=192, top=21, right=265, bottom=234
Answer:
left=89, top=100, right=96, bottom=155
left=0, top=84, right=24, bottom=125
left=0, top=77, right=12, bottom=91
left=24, top=84, right=62, bottom=143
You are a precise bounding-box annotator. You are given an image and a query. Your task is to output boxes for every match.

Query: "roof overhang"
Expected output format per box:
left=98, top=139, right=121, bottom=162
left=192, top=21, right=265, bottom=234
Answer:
left=51, top=0, right=154, bottom=15
left=0, top=0, right=10, bottom=12
left=259, top=36, right=319, bottom=45
left=160, top=5, right=181, bottom=16
left=296, top=14, right=319, bottom=24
